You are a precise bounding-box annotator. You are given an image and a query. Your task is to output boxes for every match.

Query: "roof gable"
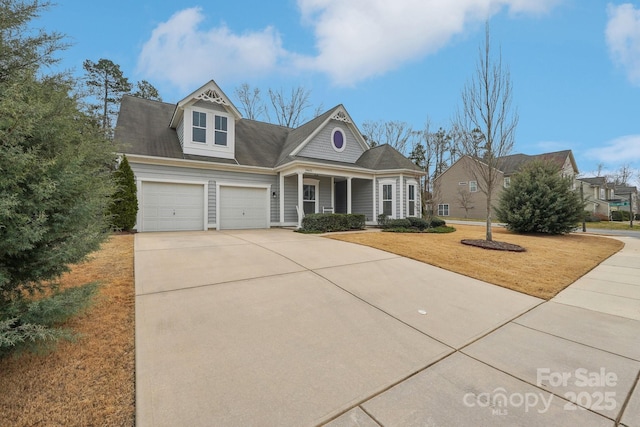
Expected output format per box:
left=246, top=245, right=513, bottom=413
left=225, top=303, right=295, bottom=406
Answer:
left=288, top=106, right=369, bottom=156
left=169, top=80, right=242, bottom=128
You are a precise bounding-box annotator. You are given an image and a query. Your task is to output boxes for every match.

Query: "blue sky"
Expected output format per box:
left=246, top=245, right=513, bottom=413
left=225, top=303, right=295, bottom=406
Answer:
left=35, top=0, right=640, bottom=181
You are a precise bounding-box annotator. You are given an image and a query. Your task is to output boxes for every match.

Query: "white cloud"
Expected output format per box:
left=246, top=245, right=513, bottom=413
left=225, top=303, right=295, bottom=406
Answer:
left=294, top=0, right=561, bottom=85
left=137, top=8, right=287, bottom=90
left=606, top=3, right=640, bottom=86
left=585, top=134, right=640, bottom=164
left=137, top=1, right=562, bottom=88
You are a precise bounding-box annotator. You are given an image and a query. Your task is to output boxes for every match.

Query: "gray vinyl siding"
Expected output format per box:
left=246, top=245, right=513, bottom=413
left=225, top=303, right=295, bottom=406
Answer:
left=193, top=100, right=227, bottom=113
left=318, top=177, right=332, bottom=211
left=297, top=119, right=364, bottom=163
left=352, top=179, right=373, bottom=221
left=129, top=163, right=278, bottom=226
left=284, top=175, right=298, bottom=223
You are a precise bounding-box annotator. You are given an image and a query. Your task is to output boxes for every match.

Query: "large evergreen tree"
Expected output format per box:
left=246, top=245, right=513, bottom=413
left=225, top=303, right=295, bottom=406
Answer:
left=496, top=161, right=584, bottom=235
left=0, top=1, right=115, bottom=355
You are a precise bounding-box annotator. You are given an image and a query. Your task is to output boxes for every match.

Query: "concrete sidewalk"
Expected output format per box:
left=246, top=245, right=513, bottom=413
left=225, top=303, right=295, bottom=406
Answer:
left=135, top=229, right=640, bottom=426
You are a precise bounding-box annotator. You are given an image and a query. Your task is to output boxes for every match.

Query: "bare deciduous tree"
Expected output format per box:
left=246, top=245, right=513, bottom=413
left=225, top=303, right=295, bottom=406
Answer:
left=361, top=120, right=415, bottom=155
left=612, top=163, right=634, bottom=185
left=454, top=23, right=518, bottom=241
left=234, top=83, right=264, bottom=120
left=457, top=188, right=475, bottom=218
left=267, top=86, right=312, bottom=128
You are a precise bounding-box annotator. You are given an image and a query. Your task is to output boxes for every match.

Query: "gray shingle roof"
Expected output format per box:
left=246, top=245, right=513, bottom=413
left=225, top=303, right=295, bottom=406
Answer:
left=356, top=144, right=422, bottom=171
left=497, top=150, right=574, bottom=175
left=115, top=95, right=421, bottom=173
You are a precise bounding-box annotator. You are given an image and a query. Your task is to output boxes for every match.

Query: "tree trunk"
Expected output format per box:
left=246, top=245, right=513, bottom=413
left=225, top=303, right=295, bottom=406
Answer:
left=486, top=189, right=493, bottom=241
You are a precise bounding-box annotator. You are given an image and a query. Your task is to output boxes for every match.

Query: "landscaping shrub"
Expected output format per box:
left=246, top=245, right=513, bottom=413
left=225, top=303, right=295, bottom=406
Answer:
left=346, top=214, right=366, bottom=230
left=301, top=213, right=365, bottom=232
left=380, top=216, right=448, bottom=232
left=377, top=214, right=389, bottom=228
left=407, top=217, right=429, bottom=230
left=429, top=217, right=446, bottom=227
left=496, top=160, right=583, bottom=234
left=384, top=219, right=411, bottom=229
left=611, top=210, right=631, bottom=221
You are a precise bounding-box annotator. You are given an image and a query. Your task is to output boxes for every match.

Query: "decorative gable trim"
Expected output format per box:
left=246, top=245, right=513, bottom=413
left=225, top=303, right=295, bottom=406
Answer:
left=290, top=105, right=368, bottom=157
left=196, top=88, right=231, bottom=107
left=331, top=110, right=351, bottom=123
left=170, top=80, right=242, bottom=128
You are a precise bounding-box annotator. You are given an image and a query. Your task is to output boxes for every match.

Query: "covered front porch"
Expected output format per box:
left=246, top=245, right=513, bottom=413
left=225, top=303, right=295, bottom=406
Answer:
left=278, top=166, right=376, bottom=228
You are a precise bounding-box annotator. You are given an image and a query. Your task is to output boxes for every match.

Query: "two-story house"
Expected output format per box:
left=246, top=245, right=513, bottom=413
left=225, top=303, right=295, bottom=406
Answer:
left=434, top=150, right=578, bottom=219
left=576, top=177, right=615, bottom=219
left=114, top=80, right=424, bottom=232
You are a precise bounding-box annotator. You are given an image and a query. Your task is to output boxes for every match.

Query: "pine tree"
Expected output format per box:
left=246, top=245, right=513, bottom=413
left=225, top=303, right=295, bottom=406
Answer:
left=83, top=58, right=132, bottom=132
left=110, top=155, right=138, bottom=231
left=496, top=161, right=584, bottom=234
left=0, top=1, right=115, bottom=356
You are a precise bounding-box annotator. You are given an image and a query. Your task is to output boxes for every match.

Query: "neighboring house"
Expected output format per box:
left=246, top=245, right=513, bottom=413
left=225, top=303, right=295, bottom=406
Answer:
left=576, top=177, right=615, bottom=218
left=613, top=185, right=638, bottom=218
left=434, top=150, right=578, bottom=219
left=114, top=80, right=424, bottom=232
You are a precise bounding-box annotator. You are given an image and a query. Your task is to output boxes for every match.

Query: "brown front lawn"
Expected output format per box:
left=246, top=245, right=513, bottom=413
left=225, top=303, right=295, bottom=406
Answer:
left=0, top=235, right=135, bottom=427
left=327, top=225, right=624, bottom=300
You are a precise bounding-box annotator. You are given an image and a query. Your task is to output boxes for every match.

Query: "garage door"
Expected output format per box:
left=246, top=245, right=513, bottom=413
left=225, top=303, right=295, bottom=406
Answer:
left=141, top=182, right=205, bottom=232
left=219, top=186, right=269, bottom=230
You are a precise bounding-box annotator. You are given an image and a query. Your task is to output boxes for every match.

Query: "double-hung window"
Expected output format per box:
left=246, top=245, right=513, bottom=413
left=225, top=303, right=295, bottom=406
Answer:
left=438, top=204, right=449, bottom=216
left=407, top=184, right=417, bottom=217
left=382, top=184, right=393, bottom=217
left=469, top=181, right=478, bottom=193
left=192, top=111, right=207, bottom=143
left=214, top=115, right=228, bottom=146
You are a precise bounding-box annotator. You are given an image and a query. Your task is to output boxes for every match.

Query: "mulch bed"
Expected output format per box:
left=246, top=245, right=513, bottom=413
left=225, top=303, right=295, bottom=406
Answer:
left=461, top=239, right=526, bottom=252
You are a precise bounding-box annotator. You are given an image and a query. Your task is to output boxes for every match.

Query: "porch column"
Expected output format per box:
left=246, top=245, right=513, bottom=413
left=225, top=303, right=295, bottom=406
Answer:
left=331, top=177, right=335, bottom=210
left=399, top=174, right=404, bottom=219
left=279, top=172, right=284, bottom=225
left=297, top=171, right=304, bottom=228
left=347, top=177, right=352, bottom=214
left=372, top=178, right=377, bottom=223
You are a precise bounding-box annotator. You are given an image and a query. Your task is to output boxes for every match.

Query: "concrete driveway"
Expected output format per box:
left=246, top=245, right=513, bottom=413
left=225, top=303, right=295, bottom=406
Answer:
left=135, top=229, right=640, bottom=426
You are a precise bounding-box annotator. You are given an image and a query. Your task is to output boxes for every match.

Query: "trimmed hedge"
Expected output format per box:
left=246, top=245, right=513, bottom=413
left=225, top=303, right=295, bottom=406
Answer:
left=379, top=216, right=446, bottom=230
left=301, top=213, right=366, bottom=232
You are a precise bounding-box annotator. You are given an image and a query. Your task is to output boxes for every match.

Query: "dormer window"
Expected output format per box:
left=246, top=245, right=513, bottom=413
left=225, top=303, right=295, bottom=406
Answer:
left=215, top=115, right=228, bottom=146
left=193, top=111, right=207, bottom=143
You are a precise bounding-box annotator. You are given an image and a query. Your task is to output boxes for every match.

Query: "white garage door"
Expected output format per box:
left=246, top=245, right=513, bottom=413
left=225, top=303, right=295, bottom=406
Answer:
left=219, top=186, right=269, bottom=230
left=141, top=182, right=205, bottom=232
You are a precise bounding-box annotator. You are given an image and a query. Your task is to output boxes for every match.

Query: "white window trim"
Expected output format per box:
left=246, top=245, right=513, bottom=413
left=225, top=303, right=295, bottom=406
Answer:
left=504, top=177, right=511, bottom=188
left=303, top=178, right=320, bottom=214
left=469, top=181, right=478, bottom=193
left=379, top=179, right=396, bottom=219
left=192, top=111, right=207, bottom=144
left=214, top=115, right=228, bottom=146
left=438, top=203, right=450, bottom=217
left=406, top=180, right=418, bottom=217
left=331, top=127, right=347, bottom=153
